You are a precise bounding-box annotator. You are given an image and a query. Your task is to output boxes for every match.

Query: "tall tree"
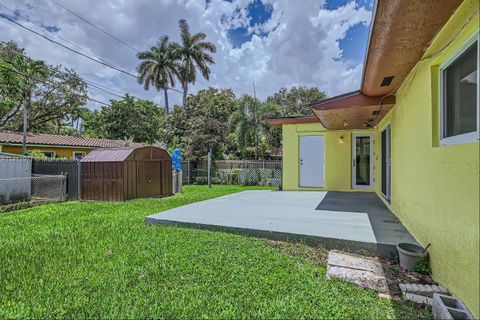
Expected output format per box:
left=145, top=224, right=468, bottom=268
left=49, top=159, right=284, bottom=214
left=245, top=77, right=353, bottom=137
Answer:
left=158, top=104, right=189, bottom=150
left=93, top=95, right=165, bottom=144
left=258, top=102, right=282, bottom=152
left=0, top=42, right=87, bottom=138
left=230, top=97, right=282, bottom=159
left=175, top=19, right=216, bottom=106
left=229, top=95, right=259, bottom=159
left=137, top=36, right=179, bottom=113
left=181, top=87, right=236, bottom=160
left=266, top=86, right=327, bottom=116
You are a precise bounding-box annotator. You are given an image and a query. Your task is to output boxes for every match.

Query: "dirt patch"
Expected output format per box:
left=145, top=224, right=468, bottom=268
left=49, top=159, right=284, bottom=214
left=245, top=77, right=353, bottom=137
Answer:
left=380, top=257, right=435, bottom=297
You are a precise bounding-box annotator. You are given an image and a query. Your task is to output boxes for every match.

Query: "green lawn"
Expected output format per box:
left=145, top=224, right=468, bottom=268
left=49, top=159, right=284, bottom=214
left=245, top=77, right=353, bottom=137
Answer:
left=0, top=185, right=430, bottom=319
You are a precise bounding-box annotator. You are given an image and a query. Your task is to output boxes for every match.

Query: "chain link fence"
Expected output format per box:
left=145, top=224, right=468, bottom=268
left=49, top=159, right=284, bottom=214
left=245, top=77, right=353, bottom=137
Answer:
left=0, top=174, right=67, bottom=205
left=31, top=174, right=67, bottom=201
left=191, top=160, right=282, bottom=187
left=32, top=159, right=80, bottom=200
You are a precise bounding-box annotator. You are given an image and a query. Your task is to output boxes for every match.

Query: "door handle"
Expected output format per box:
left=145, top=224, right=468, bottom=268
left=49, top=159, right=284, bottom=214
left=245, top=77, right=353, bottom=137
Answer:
left=300, top=159, right=304, bottom=165
left=353, top=159, right=356, bottom=167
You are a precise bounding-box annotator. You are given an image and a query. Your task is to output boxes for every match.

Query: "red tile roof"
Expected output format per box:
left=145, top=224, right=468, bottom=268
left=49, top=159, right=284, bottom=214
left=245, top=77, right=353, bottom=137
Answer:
left=0, top=132, right=144, bottom=148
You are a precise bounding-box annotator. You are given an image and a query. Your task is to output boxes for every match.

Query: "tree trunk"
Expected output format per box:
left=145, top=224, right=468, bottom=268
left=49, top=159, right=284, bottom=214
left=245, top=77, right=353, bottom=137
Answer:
left=163, top=88, right=169, bottom=113
left=182, top=82, right=188, bottom=107
left=22, top=90, right=31, bottom=155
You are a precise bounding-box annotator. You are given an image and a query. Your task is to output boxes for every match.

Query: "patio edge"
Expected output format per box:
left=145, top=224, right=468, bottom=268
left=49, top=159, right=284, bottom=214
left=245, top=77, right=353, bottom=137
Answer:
left=144, top=217, right=399, bottom=258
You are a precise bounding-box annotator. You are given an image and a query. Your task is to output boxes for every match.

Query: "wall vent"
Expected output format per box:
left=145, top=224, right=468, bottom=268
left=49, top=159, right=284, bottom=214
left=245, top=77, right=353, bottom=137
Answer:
left=380, top=76, right=394, bottom=87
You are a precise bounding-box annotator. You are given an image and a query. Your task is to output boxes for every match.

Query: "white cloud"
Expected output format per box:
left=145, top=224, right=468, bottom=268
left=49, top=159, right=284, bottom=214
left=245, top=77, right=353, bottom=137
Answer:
left=0, top=0, right=372, bottom=109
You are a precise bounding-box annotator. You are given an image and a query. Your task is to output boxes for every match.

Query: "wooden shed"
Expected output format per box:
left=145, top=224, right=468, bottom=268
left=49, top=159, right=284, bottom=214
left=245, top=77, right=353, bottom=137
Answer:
left=80, top=146, right=172, bottom=201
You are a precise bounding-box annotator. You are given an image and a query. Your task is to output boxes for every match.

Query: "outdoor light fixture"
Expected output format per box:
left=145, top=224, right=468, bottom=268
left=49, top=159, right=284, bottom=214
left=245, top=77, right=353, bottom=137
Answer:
left=343, top=120, right=349, bottom=127
left=339, top=136, right=344, bottom=144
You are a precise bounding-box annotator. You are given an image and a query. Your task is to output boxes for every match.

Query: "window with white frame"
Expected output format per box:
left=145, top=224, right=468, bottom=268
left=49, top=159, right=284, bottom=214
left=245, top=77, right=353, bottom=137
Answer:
left=72, top=151, right=86, bottom=160
left=440, top=34, right=479, bottom=145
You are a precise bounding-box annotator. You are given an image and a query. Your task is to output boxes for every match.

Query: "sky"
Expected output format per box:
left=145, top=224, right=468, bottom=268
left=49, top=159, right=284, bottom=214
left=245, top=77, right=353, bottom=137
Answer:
left=0, top=0, right=374, bottom=109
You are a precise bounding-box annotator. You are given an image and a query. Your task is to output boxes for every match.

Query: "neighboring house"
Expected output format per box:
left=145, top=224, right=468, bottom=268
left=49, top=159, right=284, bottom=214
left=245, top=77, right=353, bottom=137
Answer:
left=267, top=0, right=479, bottom=316
left=0, top=132, right=143, bottom=160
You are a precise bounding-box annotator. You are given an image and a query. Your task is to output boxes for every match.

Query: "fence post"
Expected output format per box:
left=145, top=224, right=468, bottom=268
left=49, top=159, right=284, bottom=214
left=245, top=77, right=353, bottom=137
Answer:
left=64, top=172, right=69, bottom=199
left=207, top=148, right=212, bottom=188
left=77, top=161, right=81, bottom=200
left=187, top=161, right=190, bottom=185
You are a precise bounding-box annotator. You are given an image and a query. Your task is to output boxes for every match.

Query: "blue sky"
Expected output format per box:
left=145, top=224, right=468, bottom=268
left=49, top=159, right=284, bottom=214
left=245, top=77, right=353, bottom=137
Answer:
left=226, top=0, right=373, bottom=65
left=327, top=0, right=373, bottom=64
left=227, top=0, right=273, bottom=48
left=1, top=0, right=374, bottom=107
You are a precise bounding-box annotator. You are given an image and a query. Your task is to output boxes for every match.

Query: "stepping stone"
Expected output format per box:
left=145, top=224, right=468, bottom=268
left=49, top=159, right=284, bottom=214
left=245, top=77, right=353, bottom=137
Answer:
left=404, top=292, right=433, bottom=305
left=326, top=250, right=389, bottom=292
left=399, top=283, right=449, bottom=298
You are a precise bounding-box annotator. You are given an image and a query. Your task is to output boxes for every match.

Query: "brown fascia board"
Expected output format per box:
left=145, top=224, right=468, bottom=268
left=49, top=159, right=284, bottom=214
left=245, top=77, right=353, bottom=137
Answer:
left=265, top=116, right=319, bottom=128
left=310, top=91, right=395, bottom=111
left=360, top=0, right=463, bottom=96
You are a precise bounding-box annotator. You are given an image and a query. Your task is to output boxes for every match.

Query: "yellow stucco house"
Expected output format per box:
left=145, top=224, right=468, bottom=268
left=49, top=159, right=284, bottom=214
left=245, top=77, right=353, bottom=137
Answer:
left=268, top=0, right=479, bottom=316
left=0, top=132, right=143, bottom=159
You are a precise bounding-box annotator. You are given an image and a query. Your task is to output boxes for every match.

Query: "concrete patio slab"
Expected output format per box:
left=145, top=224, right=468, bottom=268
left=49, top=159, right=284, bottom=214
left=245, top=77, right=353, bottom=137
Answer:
left=145, top=190, right=418, bottom=257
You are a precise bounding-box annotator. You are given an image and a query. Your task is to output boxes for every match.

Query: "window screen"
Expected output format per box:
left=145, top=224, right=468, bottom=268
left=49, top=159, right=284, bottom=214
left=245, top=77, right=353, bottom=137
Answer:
left=443, top=41, right=478, bottom=138
left=381, top=130, right=387, bottom=196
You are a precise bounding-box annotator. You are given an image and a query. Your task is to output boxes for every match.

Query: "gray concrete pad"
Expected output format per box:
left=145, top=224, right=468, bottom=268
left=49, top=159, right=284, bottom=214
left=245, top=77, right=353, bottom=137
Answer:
left=145, top=190, right=418, bottom=257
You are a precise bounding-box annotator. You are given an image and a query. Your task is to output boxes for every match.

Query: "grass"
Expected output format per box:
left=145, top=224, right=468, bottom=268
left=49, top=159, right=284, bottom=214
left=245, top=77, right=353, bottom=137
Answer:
left=0, top=185, right=431, bottom=319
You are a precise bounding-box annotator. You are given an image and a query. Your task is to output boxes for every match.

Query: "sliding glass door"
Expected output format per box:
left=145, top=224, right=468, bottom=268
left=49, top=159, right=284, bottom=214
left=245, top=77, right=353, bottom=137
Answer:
left=381, top=125, right=391, bottom=200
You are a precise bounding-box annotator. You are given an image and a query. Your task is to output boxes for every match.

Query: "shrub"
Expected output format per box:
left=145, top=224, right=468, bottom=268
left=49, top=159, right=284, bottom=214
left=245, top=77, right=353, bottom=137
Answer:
left=0, top=201, right=33, bottom=214
left=0, top=192, right=31, bottom=205
left=9, top=192, right=30, bottom=203
left=26, top=149, right=49, bottom=160
left=414, top=259, right=431, bottom=275
left=0, top=193, right=7, bottom=205
left=195, top=177, right=208, bottom=185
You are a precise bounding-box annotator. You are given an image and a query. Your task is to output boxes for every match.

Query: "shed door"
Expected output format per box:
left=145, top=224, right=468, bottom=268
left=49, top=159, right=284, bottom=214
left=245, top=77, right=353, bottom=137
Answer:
left=299, top=135, right=324, bottom=187
left=137, top=161, right=161, bottom=198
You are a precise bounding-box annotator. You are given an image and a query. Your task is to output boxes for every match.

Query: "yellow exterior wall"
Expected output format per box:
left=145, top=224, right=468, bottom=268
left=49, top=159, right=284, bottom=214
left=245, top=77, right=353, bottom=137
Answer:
left=0, top=145, right=93, bottom=160
left=282, top=1, right=479, bottom=315
left=282, top=122, right=375, bottom=191
left=374, top=1, right=479, bottom=315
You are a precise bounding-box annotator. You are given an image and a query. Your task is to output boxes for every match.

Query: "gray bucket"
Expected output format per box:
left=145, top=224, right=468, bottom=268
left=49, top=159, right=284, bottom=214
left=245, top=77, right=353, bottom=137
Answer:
left=397, top=243, right=428, bottom=271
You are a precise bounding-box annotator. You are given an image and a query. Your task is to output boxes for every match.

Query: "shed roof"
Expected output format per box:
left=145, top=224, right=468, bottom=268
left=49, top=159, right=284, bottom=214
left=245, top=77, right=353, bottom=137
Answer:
left=81, top=146, right=171, bottom=162
left=81, top=147, right=137, bottom=162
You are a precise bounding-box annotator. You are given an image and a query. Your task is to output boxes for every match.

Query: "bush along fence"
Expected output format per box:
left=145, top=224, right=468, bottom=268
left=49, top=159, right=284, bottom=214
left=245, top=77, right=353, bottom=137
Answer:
left=193, top=160, right=282, bottom=186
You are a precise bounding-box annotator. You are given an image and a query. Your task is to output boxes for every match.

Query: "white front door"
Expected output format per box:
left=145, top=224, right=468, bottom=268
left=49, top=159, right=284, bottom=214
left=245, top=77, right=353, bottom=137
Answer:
left=352, top=133, right=374, bottom=189
left=299, top=135, right=324, bottom=187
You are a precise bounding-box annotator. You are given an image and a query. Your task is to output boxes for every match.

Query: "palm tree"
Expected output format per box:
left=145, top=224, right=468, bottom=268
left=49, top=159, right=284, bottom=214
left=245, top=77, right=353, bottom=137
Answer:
left=229, top=95, right=260, bottom=159
left=175, top=19, right=216, bottom=106
left=136, top=36, right=179, bottom=113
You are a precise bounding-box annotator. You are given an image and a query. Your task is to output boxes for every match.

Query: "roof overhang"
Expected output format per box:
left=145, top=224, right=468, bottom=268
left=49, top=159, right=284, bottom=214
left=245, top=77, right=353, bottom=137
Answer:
left=310, top=91, right=395, bottom=130
left=361, top=0, right=463, bottom=96
left=265, top=116, right=319, bottom=128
